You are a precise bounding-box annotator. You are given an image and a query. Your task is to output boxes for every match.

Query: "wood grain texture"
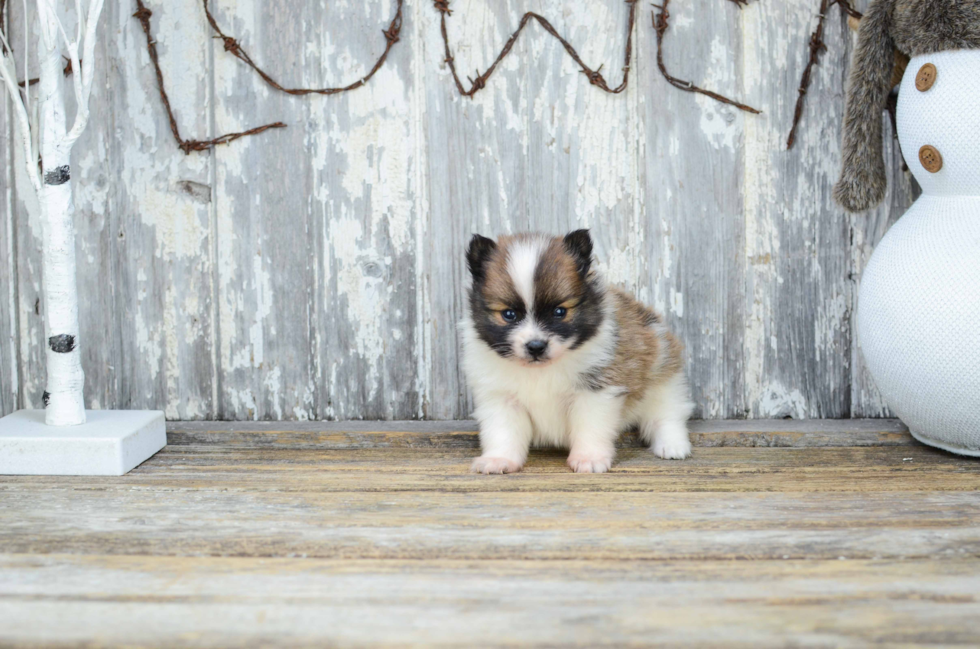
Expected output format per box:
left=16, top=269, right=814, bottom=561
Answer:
left=2, top=444, right=980, bottom=561
left=105, top=0, right=216, bottom=418
left=1, top=54, right=16, bottom=417
left=640, top=0, right=748, bottom=420
left=526, top=0, right=639, bottom=304
left=66, top=14, right=116, bottom=416
left=3, top=443, right=978, bottom=497
left=0, top=0, right=914, bottom=420
left=6, top=1, right=44, bottom=414
left=162, top=418, right=913, bottom=449
left=211, top=0, right=316, bottom=421
left=310, top=0, right=422, bottom=420
left=3, top=0, right=217, bottom=418
left=3, top=430, right=980, bottom=645
left=419, top=0, right=531, bottom=419
left=741, top=0, right=853, bottom=418
left=2, top=555, right=979, bottom=647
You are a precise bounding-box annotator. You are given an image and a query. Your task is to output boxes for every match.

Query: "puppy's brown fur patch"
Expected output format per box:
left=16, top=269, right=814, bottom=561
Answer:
left=534, top=238, right=584, bottom=308
left=596, top=288, right=683, bottom=408
left=480, top=247, right=521, bottom=307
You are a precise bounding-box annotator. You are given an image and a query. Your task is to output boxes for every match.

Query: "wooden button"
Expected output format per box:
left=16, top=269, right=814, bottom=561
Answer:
left=915, top=63, right=937, bottom=91
left=919, top=145, right=943, bottom=173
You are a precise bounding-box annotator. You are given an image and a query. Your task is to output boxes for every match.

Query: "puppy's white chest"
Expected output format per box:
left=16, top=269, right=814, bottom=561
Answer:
left=512, top=376, right=578, bottom=447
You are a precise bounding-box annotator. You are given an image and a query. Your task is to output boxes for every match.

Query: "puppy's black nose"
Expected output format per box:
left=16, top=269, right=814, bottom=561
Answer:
left=525, top=339, right=548, bottom=358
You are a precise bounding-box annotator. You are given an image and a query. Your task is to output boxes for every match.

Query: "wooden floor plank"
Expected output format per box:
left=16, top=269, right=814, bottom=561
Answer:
left=3, top=427, right=979, bottom=646
left=3, top=446, right=978, bottom=561
left=166, top=418, right=914, bottom=449
left=2, top=554, right=979, bottom=647
left=2, top=445, right=976, bottom=494
left=2, top=493, right=979, bottom=560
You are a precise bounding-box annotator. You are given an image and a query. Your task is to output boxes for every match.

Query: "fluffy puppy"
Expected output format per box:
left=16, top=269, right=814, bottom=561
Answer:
left=461, top=229, right=694, bottom=474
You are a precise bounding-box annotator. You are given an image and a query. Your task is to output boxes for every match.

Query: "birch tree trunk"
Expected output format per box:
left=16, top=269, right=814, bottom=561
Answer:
left=36, top=1, right=85, bottom=426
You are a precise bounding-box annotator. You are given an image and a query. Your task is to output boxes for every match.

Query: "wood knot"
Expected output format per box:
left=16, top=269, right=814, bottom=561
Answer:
left=434, top=0, right=452, bottom=15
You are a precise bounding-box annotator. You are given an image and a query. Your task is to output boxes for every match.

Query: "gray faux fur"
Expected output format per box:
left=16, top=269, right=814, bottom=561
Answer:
left=834, top=0, right=980, bottom=212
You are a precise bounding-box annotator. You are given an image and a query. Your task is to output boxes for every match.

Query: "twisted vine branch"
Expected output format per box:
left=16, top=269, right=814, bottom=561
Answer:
left=652, top=0, right=760, bottom=114
left=201, top=0, right=403, bottom=96
left=434, top=0, right=637, bottom=96
left=134, top=0, right=402, bottom=153
left=133, top=0, right=768, bottom=153
left=786, top=0, right=861, bottom=149
left=134, top=0, right=285, bottom=153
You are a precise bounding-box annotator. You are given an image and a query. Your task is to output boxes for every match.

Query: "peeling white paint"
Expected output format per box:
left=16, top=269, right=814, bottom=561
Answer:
left=741, top=4, right=780, bottom=417
left=324, top=215, right=386, bottom=399
left=758, top=382, right=808, bottom=419
left=670, top=288, right=684, bottom=319
left=696, top=37, right=740, bottom=151
left=0, top=0, right=913, bottom=422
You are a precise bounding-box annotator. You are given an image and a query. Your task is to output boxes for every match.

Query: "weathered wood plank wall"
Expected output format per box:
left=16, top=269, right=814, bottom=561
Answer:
left=1, top=85, right=14, bottom=418
left=0, top=0, right=913, bottom=420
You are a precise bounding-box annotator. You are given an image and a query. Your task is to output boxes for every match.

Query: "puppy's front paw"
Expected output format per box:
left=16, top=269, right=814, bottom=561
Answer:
left=653, top=437, right=692, bottom=460
left=471, top=456, right=523, bottom=474
left=567, top=452, right=613, bottom=474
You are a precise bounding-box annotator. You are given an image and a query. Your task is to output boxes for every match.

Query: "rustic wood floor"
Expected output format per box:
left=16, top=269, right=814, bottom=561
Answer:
left=2, top=420, right=980, bottom=647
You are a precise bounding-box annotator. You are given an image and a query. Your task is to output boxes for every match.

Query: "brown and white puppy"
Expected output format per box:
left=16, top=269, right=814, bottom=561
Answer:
left=461, top=230, right=693, bottom=474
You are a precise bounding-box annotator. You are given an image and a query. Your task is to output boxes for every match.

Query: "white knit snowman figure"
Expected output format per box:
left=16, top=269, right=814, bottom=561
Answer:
left=858, top=50, right=980, bottom=454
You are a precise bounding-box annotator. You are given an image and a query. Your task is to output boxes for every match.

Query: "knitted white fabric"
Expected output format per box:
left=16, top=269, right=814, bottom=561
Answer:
left=858, top=50, right=980, bottom=454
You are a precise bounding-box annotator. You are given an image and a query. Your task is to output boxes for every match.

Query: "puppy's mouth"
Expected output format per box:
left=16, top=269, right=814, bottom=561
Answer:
left=517, top=355, right=553, bottom=367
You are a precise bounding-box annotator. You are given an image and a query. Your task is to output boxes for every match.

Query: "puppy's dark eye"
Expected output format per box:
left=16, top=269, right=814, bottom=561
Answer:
left=502, top=309, right=518, bottom=323
left=553, top=307, right=567, bottom=320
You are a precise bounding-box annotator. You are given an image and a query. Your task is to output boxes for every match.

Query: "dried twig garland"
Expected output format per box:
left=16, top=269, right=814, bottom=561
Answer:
left=433, top=0, right=636, bottom=96
left=201, top=0, right=403, bottom=96
left=128, top=0, right=892, bottom=155
left=786, top=0, right=861, bottom=150
left=652, top=0, right=760, bottom=114
left=133, top=0, right=762, bottom=153
left=134, top=0, right=285, bottom=153
left=134, top=0, right=402, bottom=152
left=5, top=0, right=907, bottom=158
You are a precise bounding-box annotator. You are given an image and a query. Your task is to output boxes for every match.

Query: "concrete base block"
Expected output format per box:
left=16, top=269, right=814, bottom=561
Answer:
left=0, top=410, right=166, bottom=476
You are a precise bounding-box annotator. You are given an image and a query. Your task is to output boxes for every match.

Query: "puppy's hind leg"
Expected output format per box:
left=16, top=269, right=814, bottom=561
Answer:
left=638, top=373, right=694, bottom=460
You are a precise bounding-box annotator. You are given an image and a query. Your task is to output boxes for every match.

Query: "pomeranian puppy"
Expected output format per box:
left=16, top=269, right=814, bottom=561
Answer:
left=461, top=229, right=693, bottom=474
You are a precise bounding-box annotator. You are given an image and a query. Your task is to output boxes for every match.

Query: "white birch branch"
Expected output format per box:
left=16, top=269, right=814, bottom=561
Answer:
left=0, top=29, right=40, bottom=192
left=64, top=0, right=103, bottom=146
left=0, top=0, right=105, bottom=425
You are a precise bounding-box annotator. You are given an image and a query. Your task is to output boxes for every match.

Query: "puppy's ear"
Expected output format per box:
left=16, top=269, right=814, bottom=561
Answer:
left=563, top=229, right=593, bottom=276
left=466, top=234, right=497, bottom=282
